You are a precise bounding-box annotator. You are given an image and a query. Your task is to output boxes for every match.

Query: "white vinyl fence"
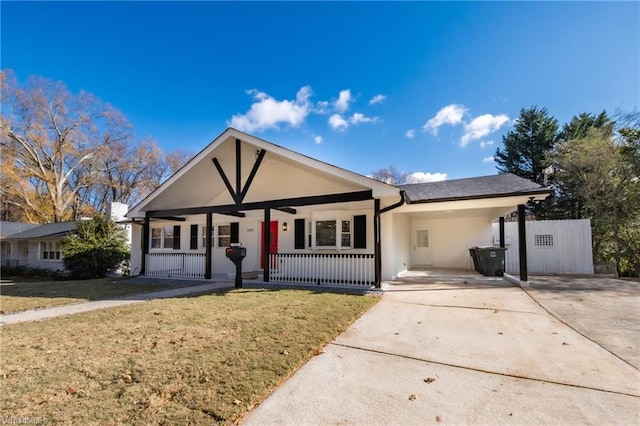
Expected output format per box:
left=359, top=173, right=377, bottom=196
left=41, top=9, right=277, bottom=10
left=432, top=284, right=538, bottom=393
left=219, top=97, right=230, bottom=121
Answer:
left=492, top=219, right=594, bottom=275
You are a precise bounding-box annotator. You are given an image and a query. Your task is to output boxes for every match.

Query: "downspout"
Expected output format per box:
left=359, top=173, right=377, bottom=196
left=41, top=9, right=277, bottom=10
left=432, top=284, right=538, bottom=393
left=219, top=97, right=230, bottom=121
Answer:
left=380, top=190, right=406, bottom=214
left=374, top=191, right=407, bottom=288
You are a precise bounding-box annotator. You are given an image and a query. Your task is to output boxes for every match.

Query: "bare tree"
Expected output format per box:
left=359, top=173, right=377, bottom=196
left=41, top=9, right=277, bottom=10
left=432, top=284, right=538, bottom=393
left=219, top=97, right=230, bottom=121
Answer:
left=0, top=70, right=186, bottom=223
left=370, top=165, right=408, bottom=185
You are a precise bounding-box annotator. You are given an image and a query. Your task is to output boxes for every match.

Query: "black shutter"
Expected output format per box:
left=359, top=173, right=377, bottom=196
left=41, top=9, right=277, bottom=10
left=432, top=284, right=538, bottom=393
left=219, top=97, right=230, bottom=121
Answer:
left=173, top=225, right=181, bottom=250
left=353, top=215, right=366, bottom=249
left=230, top=222, right=239, bottom=244
left=190, top=224, right=198, bottom=250
left=294, top=218, right=305, bottom=249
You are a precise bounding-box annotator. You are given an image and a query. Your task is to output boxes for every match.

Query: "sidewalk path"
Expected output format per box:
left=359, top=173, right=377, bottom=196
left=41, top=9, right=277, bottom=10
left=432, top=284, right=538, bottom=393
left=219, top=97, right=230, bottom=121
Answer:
left=243, top=277, right=640, bottom=425
left=0, top=282, right=232, bottom=326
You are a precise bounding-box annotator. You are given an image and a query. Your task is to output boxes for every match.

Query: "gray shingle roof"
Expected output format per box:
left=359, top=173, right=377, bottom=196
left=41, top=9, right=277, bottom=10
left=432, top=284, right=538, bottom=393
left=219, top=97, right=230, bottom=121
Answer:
left=399, top=173, right=550, bottom=203
left=0, top=222, right=40, bottom=239
left=3, top=222, right=77, bottom=240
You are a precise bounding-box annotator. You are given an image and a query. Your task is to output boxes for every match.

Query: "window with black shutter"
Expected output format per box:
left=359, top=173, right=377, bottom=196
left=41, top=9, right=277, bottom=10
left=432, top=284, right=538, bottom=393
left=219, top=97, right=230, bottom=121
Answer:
left=353, top=215, right=366, bottom=249
left=173, top=225, right=181, bottom=250
left=230, top=222, right=239, bottom=244
left=294, top=218, right=305, bottom=249
left=190, top=224, right=198, bottom=250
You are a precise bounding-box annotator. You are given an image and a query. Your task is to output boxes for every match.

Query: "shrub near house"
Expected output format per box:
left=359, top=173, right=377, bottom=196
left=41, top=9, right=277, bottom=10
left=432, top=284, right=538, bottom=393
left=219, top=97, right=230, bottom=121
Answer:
left=62, top=217, right=129, bottom=279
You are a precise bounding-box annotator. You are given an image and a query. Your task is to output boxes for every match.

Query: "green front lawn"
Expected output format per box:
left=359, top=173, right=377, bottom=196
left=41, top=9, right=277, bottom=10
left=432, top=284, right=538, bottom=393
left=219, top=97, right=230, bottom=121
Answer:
left=0, top=288, right=378, bottom=424
left=0, top=278, right=184, bottom=314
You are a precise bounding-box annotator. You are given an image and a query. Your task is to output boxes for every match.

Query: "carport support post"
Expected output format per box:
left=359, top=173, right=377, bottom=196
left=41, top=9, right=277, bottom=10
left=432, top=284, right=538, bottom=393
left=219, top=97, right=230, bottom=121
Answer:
left=517, top=204, right=528, bottom=281
left=263, top=208, right=270, bottom=282
left=141, top=216, right=149, bottom=276
left=205, top=212, right=212, bottom=279
left=499, top=217, right=505, bottom=248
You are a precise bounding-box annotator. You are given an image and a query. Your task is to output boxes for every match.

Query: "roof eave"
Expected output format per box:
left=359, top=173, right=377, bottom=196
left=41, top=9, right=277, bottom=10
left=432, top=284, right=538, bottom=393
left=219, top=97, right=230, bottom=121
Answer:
left=406, top=188, right=552, bottom=204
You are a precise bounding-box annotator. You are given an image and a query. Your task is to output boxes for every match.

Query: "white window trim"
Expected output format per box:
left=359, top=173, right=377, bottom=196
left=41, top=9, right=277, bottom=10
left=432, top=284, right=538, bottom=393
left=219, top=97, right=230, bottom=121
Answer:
left=40, top=240, right=62, bottom=261
left=311, top=218, right=352, bottom=250
left=200, top=224, right=232, bottom=249
left=150, top=226, right=177, bottom=250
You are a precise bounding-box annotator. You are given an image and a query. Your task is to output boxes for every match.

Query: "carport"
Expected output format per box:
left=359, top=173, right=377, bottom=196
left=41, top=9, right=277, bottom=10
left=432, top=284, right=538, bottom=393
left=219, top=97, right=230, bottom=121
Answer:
left=381, top=174, right=550, bottom=281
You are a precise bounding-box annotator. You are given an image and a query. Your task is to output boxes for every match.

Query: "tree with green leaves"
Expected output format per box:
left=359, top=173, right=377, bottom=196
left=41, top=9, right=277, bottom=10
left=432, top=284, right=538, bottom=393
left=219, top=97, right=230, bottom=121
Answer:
left=494, top=106, right=559, bottom=218
left=548, top=115, right=640, bottom=276
left=62, top=216, right=129, bottom=279
left=494, top=106, right=559, bottom=185
left=549, top=111, right=616, bottom=219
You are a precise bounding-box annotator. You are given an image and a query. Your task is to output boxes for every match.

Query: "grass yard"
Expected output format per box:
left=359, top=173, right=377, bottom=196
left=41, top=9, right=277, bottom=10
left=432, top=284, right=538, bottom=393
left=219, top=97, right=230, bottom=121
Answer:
left=0, top=288, right=378, bottom=424
left=0, top=278, right=184, bottom=314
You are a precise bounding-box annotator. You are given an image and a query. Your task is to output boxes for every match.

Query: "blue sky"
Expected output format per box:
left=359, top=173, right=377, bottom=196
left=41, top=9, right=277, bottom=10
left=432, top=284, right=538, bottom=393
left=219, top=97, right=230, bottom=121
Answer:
left=2, top=1, right=638, bottom=181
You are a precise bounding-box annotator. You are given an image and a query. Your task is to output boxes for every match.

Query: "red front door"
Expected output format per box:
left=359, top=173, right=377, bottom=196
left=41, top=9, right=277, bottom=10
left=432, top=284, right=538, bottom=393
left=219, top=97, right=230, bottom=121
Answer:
left=261, top=221, right=278, bottom=268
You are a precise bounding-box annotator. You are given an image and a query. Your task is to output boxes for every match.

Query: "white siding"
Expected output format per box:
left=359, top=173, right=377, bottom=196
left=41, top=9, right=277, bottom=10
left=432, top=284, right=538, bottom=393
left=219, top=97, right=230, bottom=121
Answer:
left=411, top=216, right=493, bottom=269
left=493, top=219, right=593, bottom=274
left=382, top=212, right=411, bottom=280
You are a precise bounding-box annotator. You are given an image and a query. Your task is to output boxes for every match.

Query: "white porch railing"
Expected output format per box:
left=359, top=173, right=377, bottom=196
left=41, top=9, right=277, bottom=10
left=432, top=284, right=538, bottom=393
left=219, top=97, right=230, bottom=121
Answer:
left=145, top=253, right=206, bottom=279
left=269, top=253, right=375, bottom=287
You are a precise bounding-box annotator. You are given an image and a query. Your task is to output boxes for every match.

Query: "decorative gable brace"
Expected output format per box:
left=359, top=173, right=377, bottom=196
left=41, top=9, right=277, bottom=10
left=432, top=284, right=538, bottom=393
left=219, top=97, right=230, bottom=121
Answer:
left=212, top=138, right=266, bottom=205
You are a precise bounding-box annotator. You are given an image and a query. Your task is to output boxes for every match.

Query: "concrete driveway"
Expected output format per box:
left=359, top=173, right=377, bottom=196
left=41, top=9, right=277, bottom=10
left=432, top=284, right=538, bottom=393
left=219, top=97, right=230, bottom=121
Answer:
left=243, top=271, right=640, bottom=425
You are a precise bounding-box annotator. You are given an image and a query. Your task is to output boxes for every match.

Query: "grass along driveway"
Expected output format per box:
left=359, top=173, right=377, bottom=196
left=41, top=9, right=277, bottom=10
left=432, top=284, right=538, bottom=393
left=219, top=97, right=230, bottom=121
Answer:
left=0, top=278, right=186, bottom=314
left=0, top=288, right=378, bottom=424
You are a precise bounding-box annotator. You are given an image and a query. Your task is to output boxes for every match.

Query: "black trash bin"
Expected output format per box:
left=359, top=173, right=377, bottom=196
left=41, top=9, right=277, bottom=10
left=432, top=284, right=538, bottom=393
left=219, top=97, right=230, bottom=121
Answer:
left=468, top=247, right=484, bottom=274
left=474, top=246, right=506, bottom=277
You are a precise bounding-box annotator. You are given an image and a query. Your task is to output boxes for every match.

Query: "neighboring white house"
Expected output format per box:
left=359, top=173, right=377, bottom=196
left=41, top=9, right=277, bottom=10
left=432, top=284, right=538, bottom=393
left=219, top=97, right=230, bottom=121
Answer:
left=1, top=202, right=130, bottom=272
left=1, top=221, right=77, bottom=272
left=125, top=128, right=552, bottom=287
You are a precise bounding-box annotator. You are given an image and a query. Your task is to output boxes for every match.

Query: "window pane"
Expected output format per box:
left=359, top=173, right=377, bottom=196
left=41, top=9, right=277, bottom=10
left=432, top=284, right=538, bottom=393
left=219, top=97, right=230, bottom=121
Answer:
left=342, top=220, right=351, bottom=233
left=163, top=226, right=174, bottom=248
left=417, top=230, right=429, bottom=248
left=217, top=225, right=231, bottom=247
left=316, top=221, right=336, bottom=246
left=151, top=228, right=162, bottom=248
left=341, top=234, right=351, bottom=247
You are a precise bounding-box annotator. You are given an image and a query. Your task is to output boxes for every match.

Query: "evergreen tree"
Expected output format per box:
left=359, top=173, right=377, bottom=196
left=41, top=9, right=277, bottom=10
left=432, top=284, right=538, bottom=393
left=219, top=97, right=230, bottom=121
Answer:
left=62, top=216, right=129, bottom=279
left=494, top=106, right=559, bottom=184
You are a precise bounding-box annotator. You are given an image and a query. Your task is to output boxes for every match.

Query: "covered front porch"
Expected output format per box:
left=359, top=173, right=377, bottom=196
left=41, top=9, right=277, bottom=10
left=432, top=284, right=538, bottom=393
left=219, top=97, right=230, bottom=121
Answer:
left=143, top=251, right=376, bottom=287
left=127, top=129, right=402, bottom=288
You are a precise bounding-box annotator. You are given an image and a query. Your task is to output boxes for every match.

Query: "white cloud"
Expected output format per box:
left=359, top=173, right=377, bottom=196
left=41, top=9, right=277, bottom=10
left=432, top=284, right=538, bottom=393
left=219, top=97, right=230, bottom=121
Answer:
left=423, top=104, right=466, bottom=135
left=334, top=89, right=352, bottom=113
left=483, top=156, right=495, bottom=163
left=405, top=172, right=448, bottom=183
left=369, top=94, right=386, bottom=105
left=314, top=136, right=323, bottom=144
left=460, top=114, right=509, bottom=147
left=315, top=100, right=330, bottom=114
left=480, top=140, right=495, bottom=149
left=228, top=86, right=312, bottom=132
left=405, top=129, right=416, bottom=139
left=329, top=112, right=378, bottom=132
left=349, top=113, right=378, bottom=124
left=328, top=114, right=349, bottom=131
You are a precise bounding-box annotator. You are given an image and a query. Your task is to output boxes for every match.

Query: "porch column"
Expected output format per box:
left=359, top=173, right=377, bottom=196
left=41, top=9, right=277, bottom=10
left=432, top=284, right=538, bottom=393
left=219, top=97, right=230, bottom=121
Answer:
left=263, top=208, right=271, bottom=282
left=499, top=217, right=505, bottom=248
left=374, top=199, right=381, bottom=288
left=141, top=215, right=150, bottom=275
left=205, top=212, right=212, bottom=279
left=517, top=204, right=528, bottom=281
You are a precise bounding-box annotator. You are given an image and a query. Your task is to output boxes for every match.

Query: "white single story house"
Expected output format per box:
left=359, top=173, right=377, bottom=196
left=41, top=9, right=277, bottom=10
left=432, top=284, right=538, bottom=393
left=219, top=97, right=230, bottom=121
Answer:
left=125, top=128, right=550, bottom=288
left=1, top=202, right=131, bottom=273
left=1, top=221, right=77, bottom=271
